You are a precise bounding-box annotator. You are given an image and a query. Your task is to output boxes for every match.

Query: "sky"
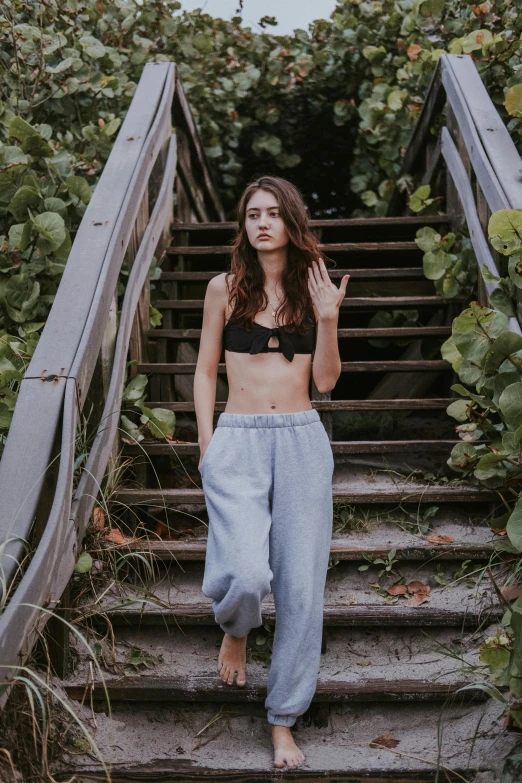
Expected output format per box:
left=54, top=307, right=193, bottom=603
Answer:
left=177, top=0, right=338, bottom=35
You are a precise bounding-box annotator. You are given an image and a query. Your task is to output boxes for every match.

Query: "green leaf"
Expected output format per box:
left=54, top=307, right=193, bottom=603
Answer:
left=9, top=116, right=38, bottom=144
left=423, top=250, right=451, bottom=280
left=419, top=0, right=445, bottom=17
left=120, top=414, right=144, bottom=443
left=480, top=645, right=510, bottom=668
left=74, top=551, right=93, bottom=574
left=505, top=84, right=522, bottom=118
left=415, top=226, right=441, bottom=252
left=149, top=306, right=162, bottom=328
left=481, top=263, right=500, bottom=283
left=507, top=499, right=522, bottom=552
left=499, top=383, right=522, bottom=429
left=8, top=186, right=40, bottom=221
left=146, top=407, right=176, bottom=439
left=474, top=452, right=508, bottom=481
left=488, top=209, right=522, bottom=256
left=484, top=331, right=522, bottom=374
left=408, top=184, right=431, bottom=213
left=78, top=35, right=106, bottom=59
left=66, top=175, right=91, bottom=204
left=462, top=29, right=493, bottom=54
left=447, top=442, right=478, bottom=472
left=446, top=399, right=469, bottom=422
left=122, top=374, right=148, bottom=403
left=32, top=211, right=66, bottom=252
left=508, top=256, right=522, bottom=289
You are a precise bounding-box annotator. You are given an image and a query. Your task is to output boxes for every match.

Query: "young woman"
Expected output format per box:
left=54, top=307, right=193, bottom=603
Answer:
left=193, top=175, right=349, bottom=769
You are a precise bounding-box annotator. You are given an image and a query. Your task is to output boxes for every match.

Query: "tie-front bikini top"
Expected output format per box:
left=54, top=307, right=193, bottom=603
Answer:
left=223, top=312, right=316, bottom=362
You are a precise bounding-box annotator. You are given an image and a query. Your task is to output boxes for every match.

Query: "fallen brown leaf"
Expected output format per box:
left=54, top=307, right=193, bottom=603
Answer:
left=104, top=527, right=131, bottom=545
left=93, top=506, right=105, bottom=530
left=500, top=586, right=522, bottom=601
left=425, top=535, right=454, bottom=544
left=406, top=593, right=428, bottom=607
left=406, top=580, right=430, bottom=596
left=387, top=585, right=408, bottom=596
left=154, top=520, right=172, bottom=539
left=370, top=733, right=400, bottom=749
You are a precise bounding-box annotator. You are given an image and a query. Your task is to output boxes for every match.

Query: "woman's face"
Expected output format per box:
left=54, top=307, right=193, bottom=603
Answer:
left=245, top=189, right=290, bottom=253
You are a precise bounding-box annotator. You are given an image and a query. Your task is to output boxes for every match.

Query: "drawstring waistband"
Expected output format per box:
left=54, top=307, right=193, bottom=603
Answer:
left=216, top=408, right=320, bottom=428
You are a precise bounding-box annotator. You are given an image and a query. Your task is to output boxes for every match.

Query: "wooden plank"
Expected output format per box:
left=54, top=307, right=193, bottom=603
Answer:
left=173, top=70, right=225, bottom=221
left=445, top=53, right=522, bottom=209
left=65, top=676, right=484, bottom=704
left=441, top=59, right=508, bottom=213
left=160, top=267, right=428, bottom=281
left=121, top=440, right=486, bottom=459
left=154, top=296, right=461, bottom=310
left=52, top=769, right=474, bottom=783
left=113, top=482, right=495, bottom=504
left=386, top=64, right=446, bottom=215
left=92, top=602, right=501, bottom=628
left=107, top=537, right=493, bottom=563
left=0, top=63, right=176, bottom=701
left=145, top=326, right=453, bottom=339
left=136, top=361, right=450, bottom=374
left=166, top=241, right=421, bottom=255
left=171, top=215, right=449, bottom=231
left=141, top=398, right=454, bottom=411
left=441, top=127, right=522, bottom=337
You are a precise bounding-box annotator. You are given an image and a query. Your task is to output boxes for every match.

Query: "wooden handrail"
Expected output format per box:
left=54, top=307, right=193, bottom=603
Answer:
left=0, top=61, right=223, bottom=707
left=387, top=54, right=522, bottom=331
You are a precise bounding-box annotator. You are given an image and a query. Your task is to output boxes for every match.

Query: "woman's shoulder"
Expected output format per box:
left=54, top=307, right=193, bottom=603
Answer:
left=207, top=271, right=234, bottom=292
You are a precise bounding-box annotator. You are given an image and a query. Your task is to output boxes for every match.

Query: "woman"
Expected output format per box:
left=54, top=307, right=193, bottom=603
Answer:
left=193, top=175, right=349, bottom=769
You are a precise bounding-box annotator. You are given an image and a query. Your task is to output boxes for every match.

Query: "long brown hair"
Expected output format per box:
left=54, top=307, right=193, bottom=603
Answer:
left=225, top=175, right=329, bottom=333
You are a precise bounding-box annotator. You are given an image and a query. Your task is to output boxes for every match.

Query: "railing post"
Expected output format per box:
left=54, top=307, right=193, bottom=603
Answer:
left=127, top=191, right=151, bottom=379
left=446, top=105, right=468, bottom=237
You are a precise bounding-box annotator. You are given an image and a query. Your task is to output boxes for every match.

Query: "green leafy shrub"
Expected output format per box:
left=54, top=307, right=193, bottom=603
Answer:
left=415, top=225, right=477, bottom=299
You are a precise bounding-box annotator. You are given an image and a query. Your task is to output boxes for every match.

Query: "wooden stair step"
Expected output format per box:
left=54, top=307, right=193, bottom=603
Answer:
left=108, top=536, right=494, bottom=563
left=159, top=267, right=430, bottom=281
left=54, top=699, right=503, bottom=781
left=121, top=440, right=482, bottom=457
left=136, top=360, right=451, bottom=374
left=89, top=601, right=500, bottom=629
left=141, top=398, right=455, bottom=411
left=171, top=215, right=449, bottom=231
left=113, top=483, right=496, bottom=505
left=166, top=242, right=421, bottom=255
left=154, top=296, right=462, bottom=309
left=64, top=675, right=485, bottom=705
left=82, top=562, right=500, bottom=629
left=145, top=325, right=453, bottom=339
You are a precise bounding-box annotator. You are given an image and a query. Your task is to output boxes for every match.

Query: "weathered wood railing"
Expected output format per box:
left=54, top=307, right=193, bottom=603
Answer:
left=387, top=53, right=522, bottom=335
left=0, top=61, right=223, bottom=706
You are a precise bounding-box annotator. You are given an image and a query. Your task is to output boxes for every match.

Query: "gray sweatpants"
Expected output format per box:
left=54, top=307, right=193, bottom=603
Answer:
left=200, top=408, right=334, bottom=727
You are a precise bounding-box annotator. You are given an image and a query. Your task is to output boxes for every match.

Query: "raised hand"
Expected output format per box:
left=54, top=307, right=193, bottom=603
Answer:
left=308, top=257, right=350, bottom=322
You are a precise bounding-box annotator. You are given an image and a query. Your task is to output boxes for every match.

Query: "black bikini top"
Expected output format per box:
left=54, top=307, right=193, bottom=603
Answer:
left=223, top=314, right=316, bottom=362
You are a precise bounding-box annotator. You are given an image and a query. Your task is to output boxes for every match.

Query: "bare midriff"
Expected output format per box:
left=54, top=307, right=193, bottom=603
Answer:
left=224, top=341, right=313, bottom=414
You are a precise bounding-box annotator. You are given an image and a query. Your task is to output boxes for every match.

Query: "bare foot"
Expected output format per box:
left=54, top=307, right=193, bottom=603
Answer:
left=271, top=725, right=306, bottom=768
left=217, top=632, right=247, bottom=686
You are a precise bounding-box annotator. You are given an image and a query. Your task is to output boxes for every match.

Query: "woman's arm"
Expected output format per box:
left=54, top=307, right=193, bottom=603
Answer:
left=194, top=273, right=227, bottom=470
left=308, top=258, right=349, bottom=393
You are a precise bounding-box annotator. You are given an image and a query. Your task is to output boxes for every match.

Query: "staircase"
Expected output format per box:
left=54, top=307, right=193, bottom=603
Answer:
left=53, top=215, right=514, bottom=781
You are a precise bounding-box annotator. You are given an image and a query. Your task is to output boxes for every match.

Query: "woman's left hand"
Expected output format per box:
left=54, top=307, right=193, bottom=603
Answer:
left=308, top=257, right=350, bottom=321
